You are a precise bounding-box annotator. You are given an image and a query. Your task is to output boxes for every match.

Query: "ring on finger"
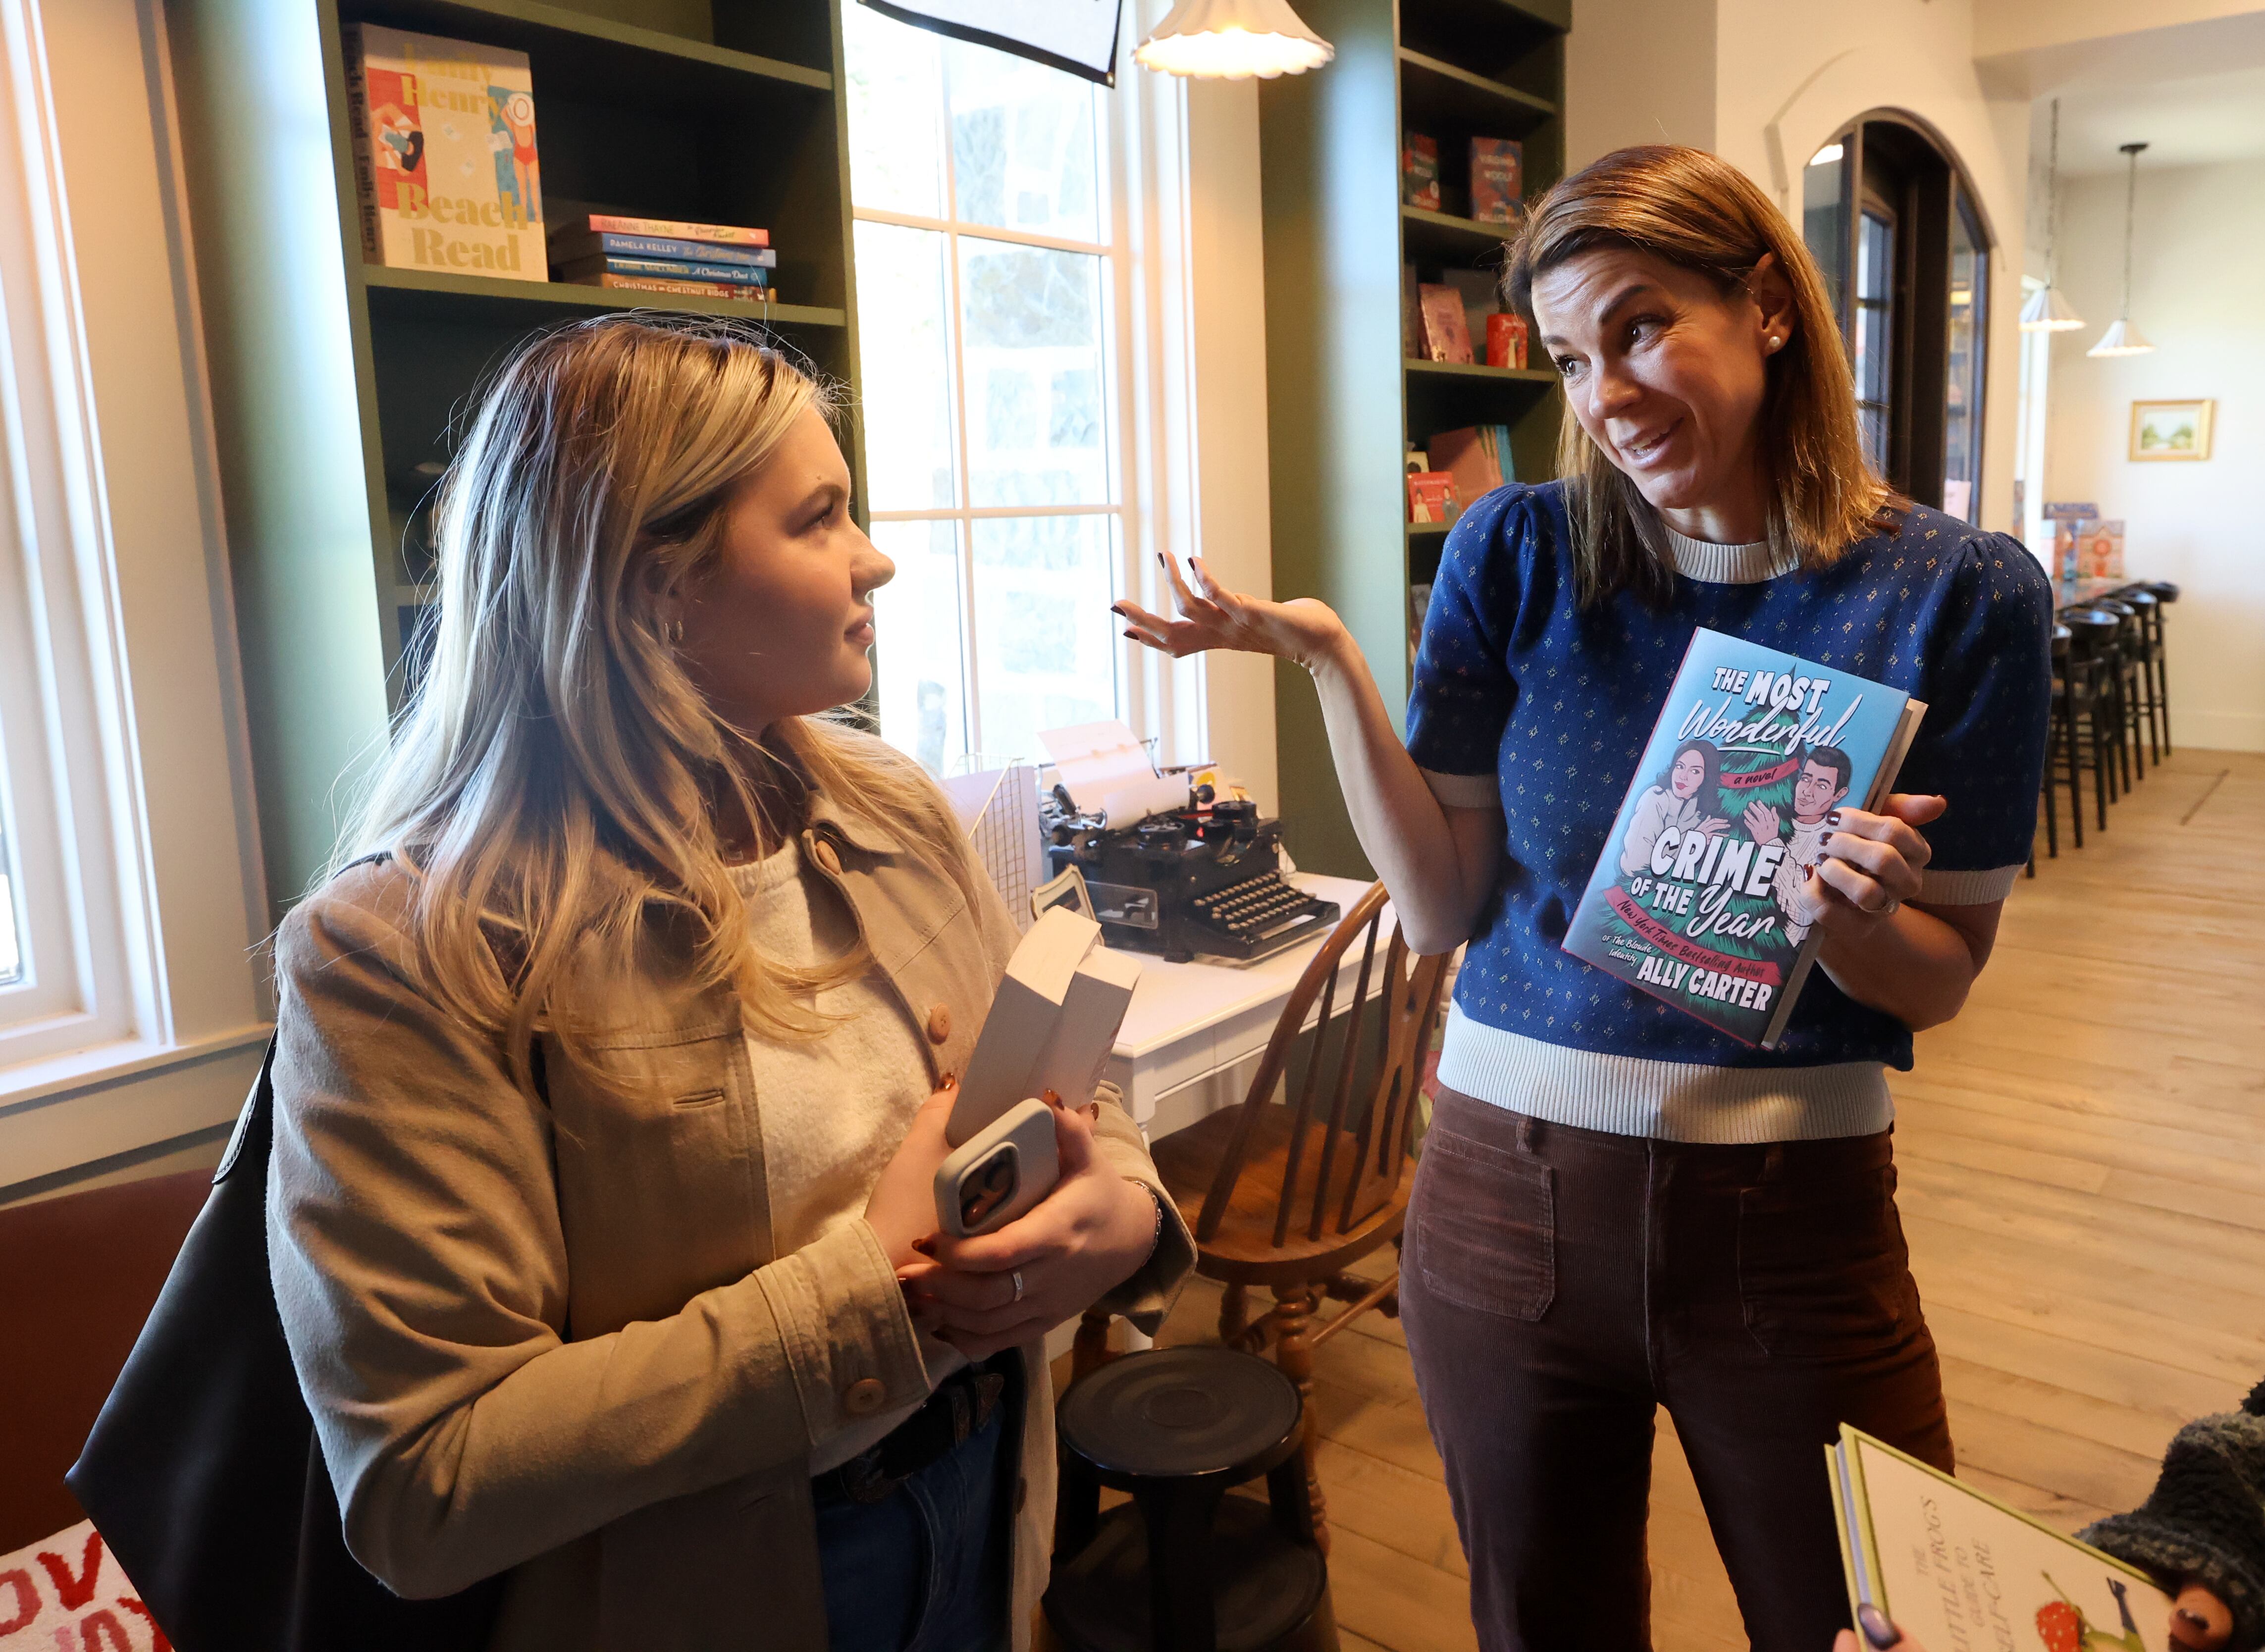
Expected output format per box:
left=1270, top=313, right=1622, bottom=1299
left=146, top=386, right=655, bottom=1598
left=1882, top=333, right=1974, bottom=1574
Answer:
left=1011, top=1270, right=1025, bottom=1305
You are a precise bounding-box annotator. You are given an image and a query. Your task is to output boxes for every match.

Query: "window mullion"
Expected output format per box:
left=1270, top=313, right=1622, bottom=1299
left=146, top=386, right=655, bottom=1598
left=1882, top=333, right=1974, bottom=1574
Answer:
left=935, top=50, right=982, bottom=760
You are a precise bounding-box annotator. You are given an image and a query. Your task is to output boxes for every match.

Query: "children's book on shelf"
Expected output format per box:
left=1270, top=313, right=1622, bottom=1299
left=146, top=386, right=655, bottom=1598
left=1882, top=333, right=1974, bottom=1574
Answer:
left=555, top=253, right=771, bottom=288
left=1407, top=470, right=1459, bottom=525
left=1561, top=628, right=1925, bottom=1047
left=1402, top=132, right=1441, bottom=209
left=1401, top=262, right=1424, bottom=357
left=1417, top=284, right=1475, bottom=363
left=1486, top=312, right=1529, bottom=369
left=346, top=25, right=544, bottom=281
left=548, top=230, right=778, bottom=269
left=1469, top=137, right=1523, bottom=223
left=1828, top=1424, right=2174, bottom=1652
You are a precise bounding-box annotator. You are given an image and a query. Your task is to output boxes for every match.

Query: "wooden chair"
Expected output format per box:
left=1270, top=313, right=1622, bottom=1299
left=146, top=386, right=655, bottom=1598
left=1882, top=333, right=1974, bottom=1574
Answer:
left=1143, top=881, right=1449, bottom=1553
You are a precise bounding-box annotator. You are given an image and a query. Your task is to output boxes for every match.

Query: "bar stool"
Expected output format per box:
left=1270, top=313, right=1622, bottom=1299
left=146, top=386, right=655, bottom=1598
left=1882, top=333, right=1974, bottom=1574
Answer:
left=2117, top=589, right=2165, bottom=764
left=2142, top=581, right=2178, bottom=755
left=1046, top=1347, right=1337, bottom=1652
left=2039, top=622, right=2077, bottom=856
left=2089, top=599, right=2144, bottom=788
left=2060, top=609, right=2121, bottom=830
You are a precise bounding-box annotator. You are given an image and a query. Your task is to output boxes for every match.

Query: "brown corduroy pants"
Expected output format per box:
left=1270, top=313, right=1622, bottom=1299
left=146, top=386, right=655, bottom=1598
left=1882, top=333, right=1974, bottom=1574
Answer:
left=1398, top=1087, right=1953, bottom=1652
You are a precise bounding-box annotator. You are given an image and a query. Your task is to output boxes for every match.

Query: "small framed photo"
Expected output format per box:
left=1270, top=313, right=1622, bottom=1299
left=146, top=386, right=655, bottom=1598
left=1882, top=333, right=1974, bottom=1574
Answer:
left=2130, top=399, right=2213, bottom=462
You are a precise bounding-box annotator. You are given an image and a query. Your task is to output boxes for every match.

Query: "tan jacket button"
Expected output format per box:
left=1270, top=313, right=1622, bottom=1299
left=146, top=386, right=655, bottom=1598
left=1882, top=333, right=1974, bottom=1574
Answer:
left=844, top=1376, right=887, bottom=1415
left=926, top=1002, right=951, bottom=1045
left=812, top=838, right=843, bottom=876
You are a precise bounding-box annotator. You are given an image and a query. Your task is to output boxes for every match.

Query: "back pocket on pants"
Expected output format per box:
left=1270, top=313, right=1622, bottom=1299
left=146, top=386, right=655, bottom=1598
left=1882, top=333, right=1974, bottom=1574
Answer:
left=1411, top=1128, right=1555, bottom=1322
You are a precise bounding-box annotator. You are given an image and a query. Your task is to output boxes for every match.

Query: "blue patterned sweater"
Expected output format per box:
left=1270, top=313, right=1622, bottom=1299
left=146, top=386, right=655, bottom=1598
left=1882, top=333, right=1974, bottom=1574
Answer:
left=1405, top=480, right=2054, bottom=1077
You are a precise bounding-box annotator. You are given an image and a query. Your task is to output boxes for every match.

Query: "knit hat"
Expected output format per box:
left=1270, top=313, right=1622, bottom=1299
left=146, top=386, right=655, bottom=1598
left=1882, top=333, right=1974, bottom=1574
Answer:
left=2080, top=1382, right=2265, bottom=1650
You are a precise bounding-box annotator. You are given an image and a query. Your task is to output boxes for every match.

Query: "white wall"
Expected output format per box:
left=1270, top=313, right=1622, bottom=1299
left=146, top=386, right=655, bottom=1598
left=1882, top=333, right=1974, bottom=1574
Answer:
left=1567, top=0, right=2033, bottom=537
left=2045, top=158, right=2265, bottom=753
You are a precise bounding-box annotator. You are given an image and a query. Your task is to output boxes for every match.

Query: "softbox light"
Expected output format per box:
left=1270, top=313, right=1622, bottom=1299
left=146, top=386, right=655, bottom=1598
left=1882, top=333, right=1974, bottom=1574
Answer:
left=858, top=0, right=1126, bottom=86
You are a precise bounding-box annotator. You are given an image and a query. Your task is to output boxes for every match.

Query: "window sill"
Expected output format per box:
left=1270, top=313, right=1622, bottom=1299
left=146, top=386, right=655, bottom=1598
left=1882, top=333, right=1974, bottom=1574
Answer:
left=0, top=1024, right=272, bottom=1190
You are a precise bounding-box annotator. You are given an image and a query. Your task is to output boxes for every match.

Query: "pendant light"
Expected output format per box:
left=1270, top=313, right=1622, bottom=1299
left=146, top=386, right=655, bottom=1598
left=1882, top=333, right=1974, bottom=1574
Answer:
left=1133, top=0, right=1334, bottom=79
left=2088, top=142, right=2156, bottom=357
left=2020, top=100, right=2084, bottom=332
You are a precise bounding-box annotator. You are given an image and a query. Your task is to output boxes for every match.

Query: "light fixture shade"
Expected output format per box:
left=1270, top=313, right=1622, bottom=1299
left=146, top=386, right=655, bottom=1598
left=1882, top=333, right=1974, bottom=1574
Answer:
left=2086, top=317, right=2155, bottom=357
left=1133, top=0, right=1334, bottom=79
left=2019, top=284, right=2085, bottom=332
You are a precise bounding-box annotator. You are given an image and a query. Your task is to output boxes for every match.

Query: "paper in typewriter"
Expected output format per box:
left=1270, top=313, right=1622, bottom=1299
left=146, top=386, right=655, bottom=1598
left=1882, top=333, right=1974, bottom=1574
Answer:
left=1829, top=1425, right=2173, bottom=1652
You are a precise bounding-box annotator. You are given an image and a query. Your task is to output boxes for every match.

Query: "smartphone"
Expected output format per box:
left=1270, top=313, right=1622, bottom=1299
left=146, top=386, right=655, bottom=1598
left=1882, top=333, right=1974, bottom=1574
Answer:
left=934, top=1097, right=1060, bottom=1239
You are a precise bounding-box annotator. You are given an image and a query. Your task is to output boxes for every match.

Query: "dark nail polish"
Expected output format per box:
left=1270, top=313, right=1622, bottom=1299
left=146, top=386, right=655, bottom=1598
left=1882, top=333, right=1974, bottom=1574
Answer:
left=1827, top=809, right=1844, bottom=826
left=1856, top=1603, right=1901, bottom=1649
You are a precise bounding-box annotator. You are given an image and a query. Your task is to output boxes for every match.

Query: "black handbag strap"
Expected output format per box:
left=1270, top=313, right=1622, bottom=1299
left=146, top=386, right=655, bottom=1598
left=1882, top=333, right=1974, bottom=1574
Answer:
left=68, top=1033, right=504, bottom=1652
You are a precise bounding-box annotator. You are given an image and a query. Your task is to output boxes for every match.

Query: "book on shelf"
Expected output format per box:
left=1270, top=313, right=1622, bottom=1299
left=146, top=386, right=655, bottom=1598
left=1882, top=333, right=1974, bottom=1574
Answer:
left=1401, top=263, right=1424, bottom=357
left=548, top=229, right=778, bottom=269
left=555, top=253, right=771, bottom=288
left=1486, top=312, right=1529, bottom=369
left=1469, top=138, right=1524, bottom=223
left=1407, top=470, right=1459, bottom=525
left=1405, top=447, right=1429, bottom=475
left=1561, top=628, right=1926, bottom=1047
left=568, top=272, right=776, bottom=302
left=1427, top=424, right=1516, bottom=502
left=1828, top=1424, right=2174, bottom=1652
left=1402, top=131, right=1441, bottom=210
left=2055, top=516, right=2124, bottom=582
left=346, top=25, right=545, bottom=282
left=1417, top=284, right=1475, bottom=363
left=553, top=213, right=769, bottom=248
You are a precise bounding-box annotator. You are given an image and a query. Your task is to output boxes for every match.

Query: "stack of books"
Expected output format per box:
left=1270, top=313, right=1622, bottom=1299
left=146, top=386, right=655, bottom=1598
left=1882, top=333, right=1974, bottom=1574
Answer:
left=549, top=215, right=778, bottom=303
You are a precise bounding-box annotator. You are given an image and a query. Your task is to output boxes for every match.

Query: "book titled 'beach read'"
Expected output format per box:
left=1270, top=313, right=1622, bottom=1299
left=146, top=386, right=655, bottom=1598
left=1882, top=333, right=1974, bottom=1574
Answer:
left=1562, top=629, right=1926, bottom=1046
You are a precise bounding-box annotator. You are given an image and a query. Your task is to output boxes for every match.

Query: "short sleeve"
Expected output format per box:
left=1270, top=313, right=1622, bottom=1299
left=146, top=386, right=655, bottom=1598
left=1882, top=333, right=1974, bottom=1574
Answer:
left=1405, top=490, right=1525, bottom=811
left=1897, top=535, right=2054, bottom=904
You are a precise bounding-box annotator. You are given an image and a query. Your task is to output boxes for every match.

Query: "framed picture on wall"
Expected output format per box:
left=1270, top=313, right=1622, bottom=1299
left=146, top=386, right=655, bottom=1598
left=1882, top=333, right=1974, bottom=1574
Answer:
left=2130, top=399, right=2214, bottom=461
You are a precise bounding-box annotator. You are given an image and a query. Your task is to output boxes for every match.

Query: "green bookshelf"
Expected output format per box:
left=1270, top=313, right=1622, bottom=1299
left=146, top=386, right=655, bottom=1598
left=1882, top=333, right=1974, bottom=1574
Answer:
left=1258, top=0, right=1567, bottom=878
left=166, top=0, right=865, bottom=917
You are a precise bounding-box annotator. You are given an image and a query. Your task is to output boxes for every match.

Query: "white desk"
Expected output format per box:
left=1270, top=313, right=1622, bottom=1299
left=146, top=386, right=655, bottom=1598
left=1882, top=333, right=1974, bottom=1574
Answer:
left=1101, top=874, right=1384, bottom=1143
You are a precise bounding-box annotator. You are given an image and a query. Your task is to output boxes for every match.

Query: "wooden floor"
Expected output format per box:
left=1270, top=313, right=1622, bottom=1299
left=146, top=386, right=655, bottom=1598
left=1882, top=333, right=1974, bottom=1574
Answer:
left=1147, top=746, right=2265, bottom=1652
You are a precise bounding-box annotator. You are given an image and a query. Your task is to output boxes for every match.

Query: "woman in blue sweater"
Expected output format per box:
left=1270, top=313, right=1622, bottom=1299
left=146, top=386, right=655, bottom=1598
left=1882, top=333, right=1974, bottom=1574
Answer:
left=1117, top=145, right=2052, bottom=1652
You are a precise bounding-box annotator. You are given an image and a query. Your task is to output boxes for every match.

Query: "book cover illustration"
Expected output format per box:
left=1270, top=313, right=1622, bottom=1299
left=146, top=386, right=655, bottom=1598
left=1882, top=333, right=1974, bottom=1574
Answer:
left=1486, top=312, right=1528, bottom=369
left=562, top=213, right=769, bottom=246
left=1830, top=1426, right=2173, bottom=1652
left=1407, top=470, right=1458, bottom=524
left=348, top=25, right=544, bottom=280
left=1561, top=628, right=1925, bottom=1046
left=1403, top=131, right=1440, bottom=209
left=1418, top=283, right=1475, bottom=363
left=1469, top=137, right=1523, bottom=222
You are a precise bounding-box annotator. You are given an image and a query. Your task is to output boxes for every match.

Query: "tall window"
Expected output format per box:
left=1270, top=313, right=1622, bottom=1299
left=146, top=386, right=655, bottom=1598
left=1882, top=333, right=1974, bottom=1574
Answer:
left=1853, top=202, right=1896, bottom=474
left=1943, top=192, right=1987, bottom=523
left=0, top=792, right=21, bottom=988
left=843, top=2, right=1130, bottom=776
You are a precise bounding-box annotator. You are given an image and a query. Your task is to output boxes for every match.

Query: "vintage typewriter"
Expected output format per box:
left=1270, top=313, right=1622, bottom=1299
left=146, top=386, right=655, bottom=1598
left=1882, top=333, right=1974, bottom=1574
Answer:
left=1041, top=785, right=1340, bottom=964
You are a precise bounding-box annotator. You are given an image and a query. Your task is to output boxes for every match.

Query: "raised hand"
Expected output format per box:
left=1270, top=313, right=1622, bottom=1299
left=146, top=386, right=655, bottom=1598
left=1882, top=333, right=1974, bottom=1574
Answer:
left=1114, top=552, right=1348, bottom=672
left=1742, top=798, right=1782, bottom=843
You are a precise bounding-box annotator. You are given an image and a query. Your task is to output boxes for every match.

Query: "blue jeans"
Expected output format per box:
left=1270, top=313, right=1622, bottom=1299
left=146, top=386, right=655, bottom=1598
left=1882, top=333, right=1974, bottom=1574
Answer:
left=813, top=1383, right=1014, bottom=1652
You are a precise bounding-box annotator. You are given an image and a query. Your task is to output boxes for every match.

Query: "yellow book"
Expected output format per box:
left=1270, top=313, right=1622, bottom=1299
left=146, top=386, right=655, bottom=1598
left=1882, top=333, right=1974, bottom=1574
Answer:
left=1829, top=1424, right=2174, bottom=1651
left=346, top=24, right=544, bottom=281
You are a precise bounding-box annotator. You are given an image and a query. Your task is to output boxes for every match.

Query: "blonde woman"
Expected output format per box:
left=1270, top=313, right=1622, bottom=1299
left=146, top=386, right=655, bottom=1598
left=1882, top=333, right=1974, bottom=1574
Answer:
left=268, top=315, right=1191, bottom=1652
left=1119, top=146, right=2052, bottom=1652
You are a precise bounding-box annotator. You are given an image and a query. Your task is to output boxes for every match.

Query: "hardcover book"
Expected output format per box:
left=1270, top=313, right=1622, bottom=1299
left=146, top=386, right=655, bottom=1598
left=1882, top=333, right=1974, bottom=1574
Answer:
left=1402, top=131, right=1440, bottom=210
left=346, top=25, right=544, bottom=280
left=555, top=253, right=771, bottom=287
left=1561, top=628, right=1926, bottom=1046
left=1418, top=283, right=1475, bottom=363
left=554, top=213, right=769, bottom=247
left=1829, top=1425, right=2174, bottom=1652
left=548, top=230, right=778, bottom=268
left=566, top=272, right=776, bottom=301
left=1407, top=470, right=1458, bottom=525
left=1469, top=137, right=1524, bottom=222
left=950, top=907, right=1140, bottom=1146
left=1486, top=312, right=1529, bottom=369
left=1427, top=426, right=1506, bottom=501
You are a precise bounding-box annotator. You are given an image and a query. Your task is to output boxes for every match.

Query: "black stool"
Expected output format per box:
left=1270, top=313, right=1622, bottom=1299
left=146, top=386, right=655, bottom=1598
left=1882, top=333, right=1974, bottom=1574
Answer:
left=1046, top=1348, right=1336, bottom=1652
left=2060, top=609, right=2121, bottom=829
left=2142, top=581, right=2178, bottom=754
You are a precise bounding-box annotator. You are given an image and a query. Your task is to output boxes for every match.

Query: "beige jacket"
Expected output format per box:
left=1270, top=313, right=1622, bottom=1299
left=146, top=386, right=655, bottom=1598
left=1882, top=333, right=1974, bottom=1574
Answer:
left=267, top=791, right=1193, bottom=1652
